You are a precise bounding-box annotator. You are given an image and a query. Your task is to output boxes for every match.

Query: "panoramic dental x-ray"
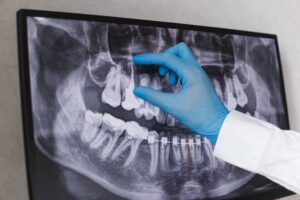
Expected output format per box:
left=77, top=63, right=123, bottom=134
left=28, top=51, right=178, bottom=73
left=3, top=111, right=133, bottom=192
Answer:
left=26, top=16, right=288, bottom=200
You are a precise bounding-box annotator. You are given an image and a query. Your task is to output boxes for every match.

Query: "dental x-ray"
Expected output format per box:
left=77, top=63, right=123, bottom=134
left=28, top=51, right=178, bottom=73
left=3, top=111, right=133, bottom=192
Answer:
left=17, top=10, right=291, bottom=200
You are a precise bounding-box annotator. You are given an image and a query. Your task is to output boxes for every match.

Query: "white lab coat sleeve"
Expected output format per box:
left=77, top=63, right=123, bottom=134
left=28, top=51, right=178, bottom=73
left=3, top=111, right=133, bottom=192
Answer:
left=213, top=110, right=300, bottom=194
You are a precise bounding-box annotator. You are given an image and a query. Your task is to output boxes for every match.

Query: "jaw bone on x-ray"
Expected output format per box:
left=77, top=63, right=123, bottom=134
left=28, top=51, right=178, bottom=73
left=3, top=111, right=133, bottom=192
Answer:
left=26, top=16, right=287, bottom=200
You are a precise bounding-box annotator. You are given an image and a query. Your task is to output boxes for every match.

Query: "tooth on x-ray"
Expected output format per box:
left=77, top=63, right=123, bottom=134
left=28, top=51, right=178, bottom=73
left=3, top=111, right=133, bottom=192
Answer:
left=80, top=110, right=103, bottom=143
left=102, top=65, right=122, bottom=107
left=172, top=136, right=182, bottom=164
left=134, top=73, right=156, bottom=120
left=89, top=113, right=125, bottom=149
left=203, top=137, right=217, bottom=169
left=133, top=108, right=143, bottom=119
left=148, top=131, right=159, bottom=175
left=151, top=76, right=165, bottom=122
left=181, top=138, right=189, bottom=160
left=100, top=114, right=126, bottom=159
left=147, top=132, right=157, bottom=145
left=213, top=78, right=224, bottom=102
left=111, top=134, right=143, bottom=167
left=189, top=136, right=202, bottom=163
left=196, top=137, right=202, bottom=146
left=136, top=104, right=155, bottom=120
left=232, top=74, right=248, bottom=107
left=103, top=113, right=126, bottom=130
left=195, top=135, right=203, bottom=163
left=125, top=121, right=149, bottom=140
left=167, top=114, right=176, bottom=126
left=188, top=137, right=196, bottom=162
left=121, top=63, right=142, bottom=111
left=225, top=76, right=238, bottom=110
left=155, top=110, right=166, bottom=124
left=161, top=137, right=168, bottom=145
left=160, top=136, right=170, bottom=172
left=172, top=136, right=179, bottom=146
left=123, top=139, right=143, bottom=167
left=143, top=106, right=156, bottom=120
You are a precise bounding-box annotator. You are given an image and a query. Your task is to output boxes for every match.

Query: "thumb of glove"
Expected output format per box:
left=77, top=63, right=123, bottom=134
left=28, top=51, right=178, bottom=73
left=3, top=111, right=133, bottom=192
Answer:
left=133, top=86, right=173, bottom=113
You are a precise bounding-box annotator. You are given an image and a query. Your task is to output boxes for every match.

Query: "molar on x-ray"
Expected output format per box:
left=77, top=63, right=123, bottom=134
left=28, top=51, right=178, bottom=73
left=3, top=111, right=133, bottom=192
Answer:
left=26, top=16, right=288, bottom=200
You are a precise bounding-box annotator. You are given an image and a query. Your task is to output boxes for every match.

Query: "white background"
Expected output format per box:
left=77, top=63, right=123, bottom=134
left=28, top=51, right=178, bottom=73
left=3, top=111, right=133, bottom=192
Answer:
left=0, top=0, right=299, bottom=199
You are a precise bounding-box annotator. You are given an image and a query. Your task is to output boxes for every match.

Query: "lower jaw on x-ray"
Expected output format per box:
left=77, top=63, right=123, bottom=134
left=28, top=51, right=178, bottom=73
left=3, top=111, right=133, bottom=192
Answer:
left=26, top=15, right=288, bottom=200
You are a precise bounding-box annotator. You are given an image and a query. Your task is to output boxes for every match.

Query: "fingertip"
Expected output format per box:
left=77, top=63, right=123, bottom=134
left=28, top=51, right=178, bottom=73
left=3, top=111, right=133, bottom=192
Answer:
left=132, top=55, right=141, bottom=63
left=159, top=66, right=168, bottom=76
left=133, top=87, right=143, bottom=97
left=178, top=42, right=189, bottom=49
left=133, top=53, right=161, bottom=65
left=169, top=78, right=177, bottom=86
left=134, top=86, right=152, bottom=101
left=169, top=72, right=178, bottom=86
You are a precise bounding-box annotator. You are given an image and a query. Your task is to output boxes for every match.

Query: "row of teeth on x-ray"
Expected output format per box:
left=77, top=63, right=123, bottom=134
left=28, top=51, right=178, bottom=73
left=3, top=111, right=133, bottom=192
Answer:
left=101, top=61, right=177, bottom=124
left=100, top=54, right=249, bottom=123
left=82, top=110, right=218, bottom=175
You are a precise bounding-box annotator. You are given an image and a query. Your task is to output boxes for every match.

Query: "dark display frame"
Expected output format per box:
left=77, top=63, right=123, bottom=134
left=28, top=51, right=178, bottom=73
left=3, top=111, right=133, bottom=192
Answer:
left=17, top=9, right=292, bottom=200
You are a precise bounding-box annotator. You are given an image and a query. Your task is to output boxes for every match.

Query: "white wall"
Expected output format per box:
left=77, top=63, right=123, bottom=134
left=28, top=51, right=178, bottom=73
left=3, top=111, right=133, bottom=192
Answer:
left=0, top=0, right=299, bottom=199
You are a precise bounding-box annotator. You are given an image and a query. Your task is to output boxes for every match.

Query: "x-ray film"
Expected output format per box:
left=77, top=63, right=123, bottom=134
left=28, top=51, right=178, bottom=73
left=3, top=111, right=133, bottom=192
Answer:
left=17, top=10, right=291, bottom=200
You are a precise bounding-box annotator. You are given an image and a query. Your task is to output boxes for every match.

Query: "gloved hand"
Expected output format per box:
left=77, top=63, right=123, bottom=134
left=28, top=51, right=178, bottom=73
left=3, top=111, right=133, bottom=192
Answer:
left=133, top=43, right=229, bottom=144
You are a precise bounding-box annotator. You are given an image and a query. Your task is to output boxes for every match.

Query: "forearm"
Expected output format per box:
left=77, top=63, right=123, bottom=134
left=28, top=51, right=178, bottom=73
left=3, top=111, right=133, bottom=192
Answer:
left=214, top=110, right=300, bottom=194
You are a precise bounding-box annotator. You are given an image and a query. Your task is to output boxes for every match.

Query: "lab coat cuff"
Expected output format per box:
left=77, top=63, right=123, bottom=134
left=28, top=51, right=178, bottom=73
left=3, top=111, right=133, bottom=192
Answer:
left=213, top=110, right=273, bottom=173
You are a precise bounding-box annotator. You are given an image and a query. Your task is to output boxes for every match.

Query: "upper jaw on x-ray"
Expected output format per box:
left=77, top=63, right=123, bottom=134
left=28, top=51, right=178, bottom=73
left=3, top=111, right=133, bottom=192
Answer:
left=27, top=16, right=285, bottom=200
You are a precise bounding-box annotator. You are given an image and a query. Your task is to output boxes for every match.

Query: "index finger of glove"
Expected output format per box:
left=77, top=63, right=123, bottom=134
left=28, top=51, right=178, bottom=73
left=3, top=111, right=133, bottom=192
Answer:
left=133, top=53, right=190, bottom=79
left=165, top=42, right=198, bottom=65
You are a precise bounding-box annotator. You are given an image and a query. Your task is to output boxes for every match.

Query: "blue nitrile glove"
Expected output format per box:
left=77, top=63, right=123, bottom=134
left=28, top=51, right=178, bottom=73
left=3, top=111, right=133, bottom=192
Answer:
left=133, top=43, right=229, bottom=144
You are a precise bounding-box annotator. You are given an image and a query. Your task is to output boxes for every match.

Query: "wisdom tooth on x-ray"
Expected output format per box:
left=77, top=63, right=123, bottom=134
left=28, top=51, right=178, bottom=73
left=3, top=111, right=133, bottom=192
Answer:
left=121, top=63, right=142, bottom=111
left=81, top=110, right=103, bottom=143
left=26, top=16, right=289, bottom=200
left=102, top=65, right=122, bottom=107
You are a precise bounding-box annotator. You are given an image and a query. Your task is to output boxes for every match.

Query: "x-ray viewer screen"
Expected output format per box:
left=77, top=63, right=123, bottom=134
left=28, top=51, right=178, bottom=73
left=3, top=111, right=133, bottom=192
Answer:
left=18, top=10, right=290, bottom=200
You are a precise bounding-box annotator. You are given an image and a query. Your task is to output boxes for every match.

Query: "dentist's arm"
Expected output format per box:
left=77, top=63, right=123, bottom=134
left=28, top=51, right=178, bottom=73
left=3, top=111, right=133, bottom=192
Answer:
left=133, top=42, right=300, bottom=194
left=214, top=110, right=300, bottom=194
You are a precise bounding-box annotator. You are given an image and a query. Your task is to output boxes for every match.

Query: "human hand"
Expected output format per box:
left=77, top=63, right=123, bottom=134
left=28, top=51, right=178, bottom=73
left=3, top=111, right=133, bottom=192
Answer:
left=133, top=43, right=229, bottom=144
